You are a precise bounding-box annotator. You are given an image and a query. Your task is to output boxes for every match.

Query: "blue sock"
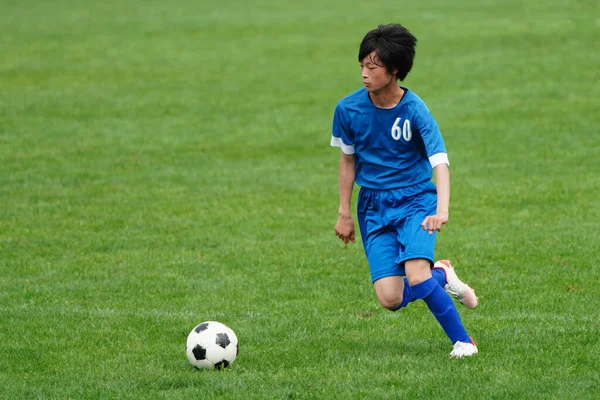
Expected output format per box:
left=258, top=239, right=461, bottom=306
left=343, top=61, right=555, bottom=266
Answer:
left=394, top=272, right=447, bottom=311
left=431, top=268, right=447, bottom=287
left=395, top=278, right=415, bottom=310
left=411, top=277, right=470, bottom=343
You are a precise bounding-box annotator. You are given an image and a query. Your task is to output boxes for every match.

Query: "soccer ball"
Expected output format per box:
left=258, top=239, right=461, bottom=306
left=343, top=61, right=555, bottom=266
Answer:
left=186, top=321, right=238, bottom=369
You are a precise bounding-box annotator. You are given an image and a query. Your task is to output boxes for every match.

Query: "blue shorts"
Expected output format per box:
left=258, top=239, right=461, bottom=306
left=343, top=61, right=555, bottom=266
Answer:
left=357, top=181, right=438, bottom=283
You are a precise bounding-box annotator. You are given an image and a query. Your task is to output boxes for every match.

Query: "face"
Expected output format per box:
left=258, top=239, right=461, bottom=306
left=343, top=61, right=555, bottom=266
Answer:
left=359, top=52, right=396, bottom=93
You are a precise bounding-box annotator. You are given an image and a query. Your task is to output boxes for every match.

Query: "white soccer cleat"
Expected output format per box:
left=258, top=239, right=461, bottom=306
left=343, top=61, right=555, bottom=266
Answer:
left=433, top=260, right=478, bottom=309
left=450, top=338, right=479, bottom=358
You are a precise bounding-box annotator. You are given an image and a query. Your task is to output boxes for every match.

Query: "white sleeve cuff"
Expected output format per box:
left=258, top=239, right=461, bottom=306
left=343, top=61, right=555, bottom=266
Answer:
left=330, top=136, right=355, bottom=155
left=429, top=152, right=449, bottom=168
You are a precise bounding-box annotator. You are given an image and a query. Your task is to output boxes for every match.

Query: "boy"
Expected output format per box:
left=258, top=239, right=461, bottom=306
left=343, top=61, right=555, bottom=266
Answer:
left=330, top=24, right=479, bottom=357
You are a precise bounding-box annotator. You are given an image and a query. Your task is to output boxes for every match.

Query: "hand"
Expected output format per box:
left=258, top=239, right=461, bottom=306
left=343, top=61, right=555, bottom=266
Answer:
left=335, top=214, right=355, bottom=244
left=421, top=212, right=448, bottom=235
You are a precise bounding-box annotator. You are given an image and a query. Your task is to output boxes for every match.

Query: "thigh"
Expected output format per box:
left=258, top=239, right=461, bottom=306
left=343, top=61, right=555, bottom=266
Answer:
left=362, top=229, right=405, bottom=283
left=396, top=193, right=438, bottom=267
left=396, top=213, right=436, bottom=266
left=357, top=189, right=405, bottom=282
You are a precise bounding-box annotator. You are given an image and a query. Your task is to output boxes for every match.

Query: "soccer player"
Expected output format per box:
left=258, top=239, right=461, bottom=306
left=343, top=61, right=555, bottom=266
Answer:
left=331, top=24, right=479, bottom=358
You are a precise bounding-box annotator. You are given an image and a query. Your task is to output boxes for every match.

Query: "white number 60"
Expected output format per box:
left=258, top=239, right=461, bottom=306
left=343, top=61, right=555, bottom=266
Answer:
left=391, top=117, right=412, bottom=141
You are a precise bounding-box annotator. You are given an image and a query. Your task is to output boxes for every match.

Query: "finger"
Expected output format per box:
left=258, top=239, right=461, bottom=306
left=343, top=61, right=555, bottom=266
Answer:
left=428, top=221, right=436, bottom=234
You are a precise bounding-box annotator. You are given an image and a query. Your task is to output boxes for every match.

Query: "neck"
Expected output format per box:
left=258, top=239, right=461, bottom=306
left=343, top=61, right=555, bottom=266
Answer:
left=369, top=83, right=405, bottom=109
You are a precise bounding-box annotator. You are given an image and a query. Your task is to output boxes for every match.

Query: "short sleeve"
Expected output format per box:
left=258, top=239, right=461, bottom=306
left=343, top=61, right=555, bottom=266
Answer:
left=415, top=109, right=449, bottom=168
left=330, top=103, right=355, bottom=155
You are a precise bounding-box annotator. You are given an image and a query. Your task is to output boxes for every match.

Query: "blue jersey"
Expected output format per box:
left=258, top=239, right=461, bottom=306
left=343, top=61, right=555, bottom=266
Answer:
left=331, top=87, right=449, bottom=190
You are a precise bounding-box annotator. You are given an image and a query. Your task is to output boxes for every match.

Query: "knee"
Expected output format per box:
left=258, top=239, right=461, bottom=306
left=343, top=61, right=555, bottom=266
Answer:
left=406, top=275, right=426, bottom=287
left=377, top=294, right=403, bottom=311
left=373, top=276, right=406, bottom=311
left=406, top=260, right=433, bottom=286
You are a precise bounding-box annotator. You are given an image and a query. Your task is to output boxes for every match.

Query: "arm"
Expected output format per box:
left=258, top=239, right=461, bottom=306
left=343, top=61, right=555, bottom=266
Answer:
left=338, top=153, right=355, bottom=218
left=421, top=163, right=450, bottom=234
left=335, top=153, right=356, bottom=243
left=433, top=162, right=450, bottom=219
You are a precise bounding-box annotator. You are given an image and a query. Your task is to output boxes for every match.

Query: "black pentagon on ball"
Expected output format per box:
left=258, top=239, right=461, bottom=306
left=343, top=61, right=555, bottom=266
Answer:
left=215, top=333, right=230, bottom=349
left=194, top=323, right=210, bottom=333
left=214, top=360, right=230, bottom=370
left=192, top=344, right=207, bottom=360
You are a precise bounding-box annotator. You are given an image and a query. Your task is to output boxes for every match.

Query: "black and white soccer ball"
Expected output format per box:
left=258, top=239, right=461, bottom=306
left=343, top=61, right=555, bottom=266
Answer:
left=186, top=321, right=238, bottom=369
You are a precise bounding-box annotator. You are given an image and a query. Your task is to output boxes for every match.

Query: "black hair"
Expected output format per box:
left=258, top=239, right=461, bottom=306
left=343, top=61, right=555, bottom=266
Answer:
left=358, top=24, right=417, bottom=81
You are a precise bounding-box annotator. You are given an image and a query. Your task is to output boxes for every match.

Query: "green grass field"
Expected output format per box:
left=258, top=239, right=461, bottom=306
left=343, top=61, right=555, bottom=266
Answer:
left=1, top=0, right=599, bottom=398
